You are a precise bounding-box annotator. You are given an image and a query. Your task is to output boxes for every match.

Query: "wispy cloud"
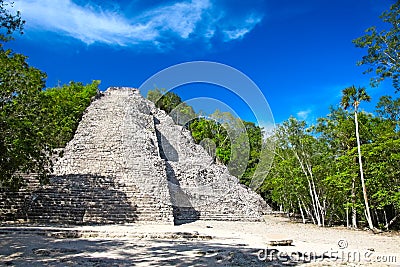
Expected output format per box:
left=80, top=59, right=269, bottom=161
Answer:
left=296, top=109, right=312, bottom=120
left=141, top=0, right=210, bottom=39
left=14, top=0, right=155, bottom=45
left=223, top=15, right=262, bottom=41
left=12, top=0, right=264, bottom=47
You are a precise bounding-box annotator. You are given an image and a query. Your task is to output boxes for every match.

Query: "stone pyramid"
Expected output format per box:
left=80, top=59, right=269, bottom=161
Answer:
left=0, top=87, right=269, bottom=225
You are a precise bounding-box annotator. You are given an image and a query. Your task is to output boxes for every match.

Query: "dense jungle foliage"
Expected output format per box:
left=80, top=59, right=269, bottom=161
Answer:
left=0, top=1, right=99, bottom=189
left=147, top=2, right=400, bottom=230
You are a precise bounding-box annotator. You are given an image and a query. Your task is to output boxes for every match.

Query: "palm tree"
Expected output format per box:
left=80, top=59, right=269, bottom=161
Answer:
left=341, top=85, right=374, bottom=230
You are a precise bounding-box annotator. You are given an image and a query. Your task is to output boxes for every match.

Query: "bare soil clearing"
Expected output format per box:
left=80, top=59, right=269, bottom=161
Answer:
left=1, top=215, right=399, bottom=266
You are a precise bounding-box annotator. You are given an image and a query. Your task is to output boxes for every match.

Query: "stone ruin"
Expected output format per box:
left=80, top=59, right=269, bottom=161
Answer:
left=0, top=87, right=270, bottom=225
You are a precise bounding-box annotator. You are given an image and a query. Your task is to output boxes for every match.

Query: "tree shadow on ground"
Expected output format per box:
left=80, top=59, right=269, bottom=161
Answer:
left=0, top=234, right=313, bottom=266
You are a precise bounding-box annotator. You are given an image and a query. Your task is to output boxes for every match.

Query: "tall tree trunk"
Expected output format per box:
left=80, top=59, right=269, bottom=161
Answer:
left=302, top=199, right=316, bottom=225
left=293, top=151, right=321, bottom=226
left=298, top=200, right=306, bottom=224
left=384, top=209, right=389, bottom=230
left=307, top=177, right=321, bottom=226
left=306, top=161, right=325, bottom=226
left=294, top=151, right=322, bottom=226
left=374, top=210, right=380, bottom=227
left=351, top=177, right=357, bottom=228
left=354, top=111, right=374, bottom=230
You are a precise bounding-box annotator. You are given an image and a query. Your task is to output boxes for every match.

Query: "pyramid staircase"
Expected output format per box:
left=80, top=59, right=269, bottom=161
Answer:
left=0, top=88, right=269, bottom=225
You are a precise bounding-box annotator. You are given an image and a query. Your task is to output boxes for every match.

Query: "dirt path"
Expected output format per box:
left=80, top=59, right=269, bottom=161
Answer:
left=0, top=215, right=399, bottom=266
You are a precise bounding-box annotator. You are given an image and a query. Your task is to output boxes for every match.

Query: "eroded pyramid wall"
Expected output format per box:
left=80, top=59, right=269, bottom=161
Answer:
left=0, top=87, right=270, bottom=224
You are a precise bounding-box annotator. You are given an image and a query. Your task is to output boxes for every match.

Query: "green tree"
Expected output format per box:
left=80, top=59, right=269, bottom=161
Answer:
left=39, top=81, right=100, bottom=148
left=363, top=135, right=400, bottom=229
left=341, top=85, right=374, bottom=229
left=240, top=121, right=262, bottom=184
left=0, top=1, right=49, bottom=189
left=188, top=117, right=231, bottom=164
left=316, top=107, right=360, bottom=228
left=0, top=3, right=100, bottom=190
left=0, top=0, right=24, bottom=43
left=146, top=87, right=163, bottom=103
left=353, top=1, right=400, bottom=91
left=261, top=117, right=330, bottom=226
left=147, top=88, right=183, bottom=114
left=260, top=89, right=399, bottom=229
left=0, top=51, right=48, bottom=189
left=367, top=100, right=400, bottom=229
left=376, top=95, right=400, bottom=124
left=147, top=87, right=197, bottom=126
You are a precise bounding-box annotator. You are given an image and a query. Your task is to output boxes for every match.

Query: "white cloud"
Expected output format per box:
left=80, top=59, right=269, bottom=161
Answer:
left=12, top=0, right=263, bottom=46
left=296, top=109, right=312, bottom=120
left=224, top=28, right=250, bottom=40
left=14, top=0, right=157, bottom=45
left=223, top=14, right=262, bottom=41
left=142, top=0, right=210, bottom=39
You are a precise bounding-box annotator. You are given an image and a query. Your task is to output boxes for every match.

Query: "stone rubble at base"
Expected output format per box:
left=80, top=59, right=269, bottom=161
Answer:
left=0, top=87, right=270, bottom=225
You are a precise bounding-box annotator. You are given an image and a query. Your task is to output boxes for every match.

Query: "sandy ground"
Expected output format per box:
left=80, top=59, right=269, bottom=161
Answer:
left=0, top=215, right=399, bottom=266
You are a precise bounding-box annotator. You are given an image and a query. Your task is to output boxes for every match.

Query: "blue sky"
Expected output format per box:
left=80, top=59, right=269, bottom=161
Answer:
left=6, top=0, right=397, bottom=127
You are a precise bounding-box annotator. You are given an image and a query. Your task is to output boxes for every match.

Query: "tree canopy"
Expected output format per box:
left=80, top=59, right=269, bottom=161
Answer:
left=0, top=0, right=24, bottom=43
left=0, top=2, right=99, bottom=190
left=260, top=100, right=400, bottom=230
left=353, top=1, right=400, bottom=91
